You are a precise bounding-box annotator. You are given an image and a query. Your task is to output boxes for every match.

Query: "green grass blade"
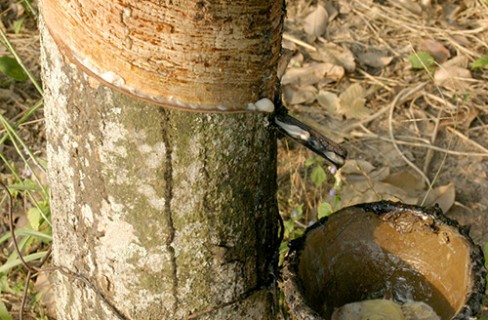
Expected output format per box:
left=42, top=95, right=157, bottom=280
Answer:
left=0, top=169, right=51, bottom=229
left=8, top=181, right=42, bottom=192
left=0, top=299, right=12, bottom=320
left=0, top=151, right=51, bottom=227
left=0, top=252, right=47, bottom=274
left=20, top=0, right=38, bottom=18
left=0, top=114, right=47, bottom=184
left=0, top=153, right=21, bottom=181
left=0, top=99, right=43, bottom=148
left=0, top=228, right=52, bottom=245
left=0, top=28, right=43, bottom=95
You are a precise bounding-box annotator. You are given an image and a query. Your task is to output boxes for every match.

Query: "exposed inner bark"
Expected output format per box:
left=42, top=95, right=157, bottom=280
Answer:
left=41, top=0, right=283, bottom=112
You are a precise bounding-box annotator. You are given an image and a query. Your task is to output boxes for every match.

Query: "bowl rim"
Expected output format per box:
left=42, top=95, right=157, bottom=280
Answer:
left=282, top=200, right=486, bottom=320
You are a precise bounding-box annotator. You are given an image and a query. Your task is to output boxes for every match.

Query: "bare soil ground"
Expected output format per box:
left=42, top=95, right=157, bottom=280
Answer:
left=1, top=0, right=488, bottom=318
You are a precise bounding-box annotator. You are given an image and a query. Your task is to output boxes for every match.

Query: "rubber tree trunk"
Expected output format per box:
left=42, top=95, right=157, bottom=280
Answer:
left=39, top=0, right=283, bottom=319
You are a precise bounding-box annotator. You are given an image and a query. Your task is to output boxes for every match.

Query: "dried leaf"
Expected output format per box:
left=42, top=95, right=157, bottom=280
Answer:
left=340, top=180, right=418, bottom=209
left=421, top=183, right=455, bottom=213
left=282, top=62, right=343, bottom=85
left=434, top=66, right=472, bottom=89
left=337, top=0, right=352, bottom=14
left=282, top=65, right=321, bottom=85
left=383, top=170, right=425, bottom=195
left=303, top=4, right=329, bottom=37
left=443, top=55, right=468, bottom=68
left=289, top=52, right=305, bottom=67
left=298, top=116, right=345, bottom=144
left=443, top=3, right=464, bottom=22
left=322, top=64, right=345, bottom=82
left=317, top=90, right=340, bottom=113
left=324, top=2, right=339, bottom=21
left=357, top=51, right=393, bottom=68
left=283, top=85, right=317, bottom=105
left=339, top=161, right=421, bottom=209
left=368, top=167, right=390, bottom=182
left=419, top=39, right=451, bottom=63
left=311, top=42, right=356, bottom=72
left=10, top=2, right=25, bottom=18
left=441, top=105, right=479, bottom=129
left=338, top=83, right=370, bottom=119
left=397, top=0, right=422, bottom=14
left=376, top=143, right=415, bottom=168
left=0, top=87, right=18, bottom=100
left=341, top=159, right=375, bottom=175
left=452, top=34, right=470, bottom=48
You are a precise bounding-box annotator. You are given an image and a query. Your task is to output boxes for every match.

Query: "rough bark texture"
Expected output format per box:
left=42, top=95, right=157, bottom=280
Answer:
left=41, top=0, right=282, bottom=111
left=40, top=10, right=280, bottom=320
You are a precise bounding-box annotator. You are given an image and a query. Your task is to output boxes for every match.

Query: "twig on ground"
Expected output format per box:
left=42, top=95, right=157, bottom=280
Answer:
left=422, top=100, right=442, bottom=175
left=356, top=69, right=395, bottom=93
left=282, top=33, right=317, bottom=52
left=447, top=126, right=488, bottom=154
left=19, top=269, right=32, bottom=320
left=352, top=129, right=488, bottom=158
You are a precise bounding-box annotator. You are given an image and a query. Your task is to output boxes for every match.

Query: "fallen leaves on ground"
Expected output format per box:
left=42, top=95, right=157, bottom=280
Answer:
left=303, top=4, right=329, bottom=38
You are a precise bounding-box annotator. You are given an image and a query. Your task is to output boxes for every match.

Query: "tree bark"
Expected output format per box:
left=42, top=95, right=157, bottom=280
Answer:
left=40, top=0, right=282, bottom=112
left=39, top=1, right=282, bottom=319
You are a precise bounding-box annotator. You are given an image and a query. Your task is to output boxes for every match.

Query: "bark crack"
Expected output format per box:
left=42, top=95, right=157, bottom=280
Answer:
left=160, top=109, right=178, bottom=315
